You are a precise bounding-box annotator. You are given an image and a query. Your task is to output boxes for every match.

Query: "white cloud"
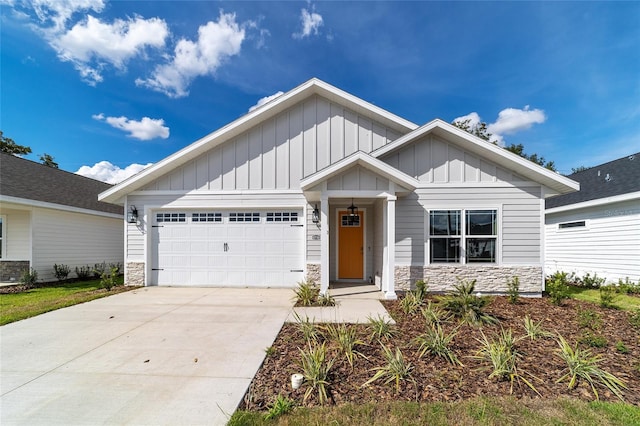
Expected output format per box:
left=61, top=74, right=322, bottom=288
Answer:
left=454, top=107, right=546, bottom=146
left=136, top=11, right=245, bottom=98
left=52, top=15, right=169, bottom=85
left=293, top=7, right=323, bottom=39
left=93, top=114, right=170, bottom=140
left=31, top=0, right=105, bottom=32
left=76, top=161, right=152, bottom=184
left=249, top=91, right=284, bottom=112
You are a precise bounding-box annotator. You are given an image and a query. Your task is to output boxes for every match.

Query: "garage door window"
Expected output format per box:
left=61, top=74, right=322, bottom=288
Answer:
left=192, top=213, right=222, bottom=222
left=229, top=212, right=260, bottom=222
left=156, top=213, right=186, bottom=223
left=266, top=212, right=298, bottom=222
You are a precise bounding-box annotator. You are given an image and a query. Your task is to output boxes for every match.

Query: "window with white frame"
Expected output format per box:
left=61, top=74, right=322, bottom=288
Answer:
left=229, top=212, right=261, bottom=222
left=192, top=212, right=222, bottom=223
left=428, top=209, right=497, bottom=263
left=156, top=213, right=186, bottom=223
left=266, top=212, right=298, bottom=222
left=0, top=215, right=5, bottom=259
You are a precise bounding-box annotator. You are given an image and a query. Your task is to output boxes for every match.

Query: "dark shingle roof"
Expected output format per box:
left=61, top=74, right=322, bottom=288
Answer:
left=546, top=153, right=640, bottom=209
left=0, top=152, right=123, bottom=215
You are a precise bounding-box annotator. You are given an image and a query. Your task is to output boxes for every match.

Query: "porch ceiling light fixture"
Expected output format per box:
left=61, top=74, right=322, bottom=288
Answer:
left=347, top=198, right=358, bottom=225
left=312, top=204, right=320, bottom=224
left=127, top=205, right=138, bottom=224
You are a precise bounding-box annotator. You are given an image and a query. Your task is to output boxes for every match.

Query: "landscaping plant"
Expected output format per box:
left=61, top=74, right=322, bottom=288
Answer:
left=413, top=323, right=462, bottom=365
left=20, top=268, right=38, bottom=289
left=399, top=291, right=423, bottom=315
left=324, top=323, right=366, bottom=367
left=599, top=285, right=617, bottom=308
left=578, top=273, right=605, bottom=289
left=555, top=334, right=626, bottom=401
left=53, top=264, right=71, bottom=281
left=507, top=276, right=520, bottom=304
left=441, top=279, right=497, bottom=325
left=614, top=341, right=629, bottom=354
left=366, top=314, right=396, bottom=342
left=292, top=312, right=322, bottom=344
left=298, top=342, right=334, bottom=404
left=414, top=279, right=429, bottom=300
left=363, top=344, right=415, bottom=394
left=522, top=315, right=553, bottom=340
left=616, top=277, right=640, bottom=295
left=630, top=309, right=640, bottom=329
left=420, top=300, right=448, bottom=325
left=546, top=274, right=569, bottom=306
left=293, top=280, right=320, bottom=306
left=100, top=266, right=120, bottom=290
left=263, top=394, right=295, bottom=420
left=317, top=292, right=336, bottom=307
left=75, top=265, right=93, bottom=280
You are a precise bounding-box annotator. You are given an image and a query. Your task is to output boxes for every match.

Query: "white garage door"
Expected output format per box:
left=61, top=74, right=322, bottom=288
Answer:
left=151, top=210, right=304, bottom=287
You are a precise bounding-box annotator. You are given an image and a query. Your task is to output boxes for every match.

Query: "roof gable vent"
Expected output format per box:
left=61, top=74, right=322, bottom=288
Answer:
left=605, top=173, right=611, bottom=182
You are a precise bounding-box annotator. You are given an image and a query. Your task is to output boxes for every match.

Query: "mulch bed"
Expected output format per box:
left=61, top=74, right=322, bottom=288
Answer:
left=242, top=296, right=640, bottom=410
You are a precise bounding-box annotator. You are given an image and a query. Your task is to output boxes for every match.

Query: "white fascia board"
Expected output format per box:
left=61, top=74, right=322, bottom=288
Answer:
left=99, top=78, right=418, bottom=204
left=300, top=151, right=418, bottom=191
left=0, top=195, right=123, bottom=219
left=545, top=191, right=640, bottom=214
left=371, top=118, right=580, bottom=195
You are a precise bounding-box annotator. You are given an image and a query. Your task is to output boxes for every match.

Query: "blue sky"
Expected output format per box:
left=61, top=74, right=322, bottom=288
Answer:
left=2, top=1, right=639, bottom=183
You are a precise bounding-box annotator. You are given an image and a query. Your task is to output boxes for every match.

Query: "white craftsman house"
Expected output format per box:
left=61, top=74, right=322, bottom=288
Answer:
left=545, top=153, right=640, bottom=283
left=0, top=152, right=124, bottom=282
left=99, top=78, right=578, bottom=298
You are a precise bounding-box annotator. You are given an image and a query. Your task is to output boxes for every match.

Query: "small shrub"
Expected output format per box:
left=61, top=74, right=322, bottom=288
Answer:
left=415, top=279, right=429, bottom=300
left=577, top=308, right=602, bottom=331
left=53, top=264, right=71, bottom=281
left=441, top=279, right=497, bottom=325
left=108, top=262, right=122, bottom=275
left=367, top=315, right=396, bottom=342
left=264, top=394, right=295, bottom=420
left=615, top=341, right=629, bottom=354
left=555, top=333, right=626, bottom=401
left=599, top=285, right=617, bottom=308
left=292, top=312, right=322, bottom=343
left=523, top=315, right=553, bottom=340
left=630, top=310, right=640, bottom=329
left=20, top=268, right=38, bottom=288
left=546, top=275, right=569, bottom=306
left=400, top=291, right=423, bottom=315
left=420, top=301, right=448, bottom=325
left=413, top=324, right=462, bottom=365
left=93, top=262, right=108, bottom=279
left=578, top=331, right=607, bottom=348
left=324, top=323, right=366, bottom=367
left=293, top=280, right=320, bottom=306
left=507, top=276, right=520, bottom=304
left=298, top=342, right=334, bottom=404
left=75, top=265, right=92, bottom=280
left=617, top=277, right=640, bottom=295
left=317, top=292, right=336, bottom=307
left=578, top=273, right=605, bottom=289
left=363, top=344, right=415, bottom=393
left=264, top=346, right=276, bottom=357
left=100, top=266, right=119, bottom=290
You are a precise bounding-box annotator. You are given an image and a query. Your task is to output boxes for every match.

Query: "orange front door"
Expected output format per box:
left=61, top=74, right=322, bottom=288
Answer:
left=338, top=210, right=364, bottom=279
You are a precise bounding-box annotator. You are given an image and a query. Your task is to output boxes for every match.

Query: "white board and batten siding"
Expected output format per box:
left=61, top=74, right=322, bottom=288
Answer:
left=140, top=95, right=402, bottom=193
left=545, top=199, right=640, bottom=282
left=31, top=207, right=123, bottom=281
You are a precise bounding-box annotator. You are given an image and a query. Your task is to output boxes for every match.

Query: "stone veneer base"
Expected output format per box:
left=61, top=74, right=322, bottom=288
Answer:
left=126, top=262, right=145, bottom=286
left=0, top=261, right=30, bottom=282
left=306, top=263, right=321, bottom=284
left=394, top=265, right=543, bottom=294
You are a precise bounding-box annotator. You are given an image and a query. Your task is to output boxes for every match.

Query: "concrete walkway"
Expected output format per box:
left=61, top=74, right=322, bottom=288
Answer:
left=0, top=287, right=294, bottom=426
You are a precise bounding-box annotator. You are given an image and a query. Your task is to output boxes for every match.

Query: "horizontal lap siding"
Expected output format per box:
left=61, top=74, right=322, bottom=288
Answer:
left=399, top=186, right=542, bottom=266
left=545, top=200, right=640, bottom=282
left=142, top=95, right=402, bottom=192
left=31, top=208, right=123, bottom=281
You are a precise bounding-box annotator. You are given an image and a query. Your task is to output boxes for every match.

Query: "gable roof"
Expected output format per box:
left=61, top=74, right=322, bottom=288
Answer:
left=0, top=152, right=123, bottom=215
left=546, top=152, right=640, bottom=210
left=300, top=151, right=419, bottom=192
left=371, top=119, right=580, bottom=197
left=99, top=78, right=419, bottom=204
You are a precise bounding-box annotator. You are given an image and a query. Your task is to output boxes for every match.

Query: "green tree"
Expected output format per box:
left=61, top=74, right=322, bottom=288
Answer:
left=504, top=143, right=557, bottom=172
left=0, top=131, right=31, bottom=155
left=39, top=153, right=59, bottom=168
left=571, top=165, right=590, bottom=174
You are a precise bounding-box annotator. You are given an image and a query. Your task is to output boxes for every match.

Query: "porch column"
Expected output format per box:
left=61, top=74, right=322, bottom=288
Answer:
left=320, top=194, right=330, bottom=295
left=384, top=195, right=397, bottom=300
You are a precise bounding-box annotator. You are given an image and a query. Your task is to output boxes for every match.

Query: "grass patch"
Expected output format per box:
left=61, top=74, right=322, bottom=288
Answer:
left=228, top=397, right=640, bottom=425
left=568, top=287, right=640, bottom=311
left=0, top=277, right=129, bottom=325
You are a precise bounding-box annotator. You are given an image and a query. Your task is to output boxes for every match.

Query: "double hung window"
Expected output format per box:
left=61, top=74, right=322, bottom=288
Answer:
left=428, top=209, right=497, bottom=263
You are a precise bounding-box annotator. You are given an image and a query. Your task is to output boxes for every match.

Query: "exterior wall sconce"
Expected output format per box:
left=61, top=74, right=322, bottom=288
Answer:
left=127, top=205, right=138, bottom=224
left=347, top=198, right=358, bottom=225
left=312, top=204, right=320, bottom=224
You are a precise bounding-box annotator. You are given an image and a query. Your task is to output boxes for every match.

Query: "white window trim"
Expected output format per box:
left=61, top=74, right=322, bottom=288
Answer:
left=0, top=215, right=5, bottom=259
left=425, top=208, right=501, bottom=265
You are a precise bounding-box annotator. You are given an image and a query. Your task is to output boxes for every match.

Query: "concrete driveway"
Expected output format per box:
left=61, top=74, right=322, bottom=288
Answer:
left=1, top=287, right=294, bottom=426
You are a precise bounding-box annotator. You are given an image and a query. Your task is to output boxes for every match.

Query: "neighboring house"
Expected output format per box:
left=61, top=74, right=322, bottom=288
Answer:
left=545, top=153, right=640, bottom=283
left=0, top=152, right=124, bottom=282
left=99, top=78, right=578, bottom=298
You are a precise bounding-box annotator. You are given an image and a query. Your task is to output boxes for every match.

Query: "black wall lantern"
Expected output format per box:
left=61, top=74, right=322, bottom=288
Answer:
left=312, top=204, right=320, bottom=224
left=127, top=205, right=138, bottom=224
left=347, top=198, right=358, bottom=225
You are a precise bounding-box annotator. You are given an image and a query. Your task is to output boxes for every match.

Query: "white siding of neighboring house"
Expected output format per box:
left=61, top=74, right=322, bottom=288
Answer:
left=31, top=207, right=123, bottom=282
left=0, top=207, right=31, bottom=261
left=545, top=199, right=640, bottom=283
left=140, top=95, right=401, bottom=192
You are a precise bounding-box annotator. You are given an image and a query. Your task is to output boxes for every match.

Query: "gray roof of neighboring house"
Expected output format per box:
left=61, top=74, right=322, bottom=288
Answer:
left=546, top=152, right=640, bottom=209
left=0, top=152, right=123, bottom=215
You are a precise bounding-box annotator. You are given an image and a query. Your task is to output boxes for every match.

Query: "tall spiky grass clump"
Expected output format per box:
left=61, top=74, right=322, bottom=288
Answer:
left=363, top=344, right=415, bottom=393
left=298, top=342, right=335, bottom=404
left=367, top=314, right=396, bottom=342
left=441, top=279, right=498, bottom=325
left=324, top=323, right=366, bottom=367
left=413, top=323, right=462, bottom=365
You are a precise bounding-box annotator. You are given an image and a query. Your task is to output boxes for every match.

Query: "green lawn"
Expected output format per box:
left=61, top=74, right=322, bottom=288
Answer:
left=228, top=397, right=640, bottom=426
left=0, top=277, right=130, bottom=326
left=567, top=286, right=640, bottom=311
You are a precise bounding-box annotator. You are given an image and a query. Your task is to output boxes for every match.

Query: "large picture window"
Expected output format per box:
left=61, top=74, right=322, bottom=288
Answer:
left=429, top=209, right=497, bottom=263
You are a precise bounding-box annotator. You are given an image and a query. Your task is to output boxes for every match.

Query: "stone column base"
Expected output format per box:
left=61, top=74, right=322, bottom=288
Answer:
left=126, top=262, right=145, bottom=286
